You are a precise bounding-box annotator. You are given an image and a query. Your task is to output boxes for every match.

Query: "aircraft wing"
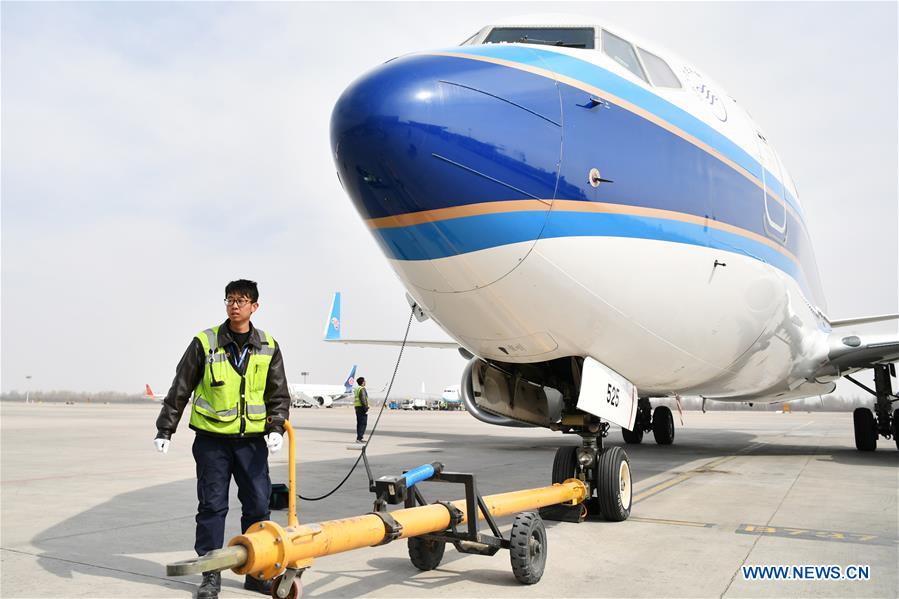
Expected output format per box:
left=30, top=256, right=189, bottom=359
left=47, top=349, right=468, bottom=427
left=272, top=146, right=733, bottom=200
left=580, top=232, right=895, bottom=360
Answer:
left=828, top=313, right=899, bottom=327
left=323, top=291, right=459, bottom=349
left=815, top=332, right=899, bottom=380
left=325, top=338, right=459, bottom=349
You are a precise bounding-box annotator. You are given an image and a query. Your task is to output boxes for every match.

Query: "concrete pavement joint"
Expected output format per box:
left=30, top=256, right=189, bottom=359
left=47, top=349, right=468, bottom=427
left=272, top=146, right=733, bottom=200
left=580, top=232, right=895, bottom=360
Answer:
left=0, top=546, right=196, bottom=588
left=719, top=422, right=820, bottom=598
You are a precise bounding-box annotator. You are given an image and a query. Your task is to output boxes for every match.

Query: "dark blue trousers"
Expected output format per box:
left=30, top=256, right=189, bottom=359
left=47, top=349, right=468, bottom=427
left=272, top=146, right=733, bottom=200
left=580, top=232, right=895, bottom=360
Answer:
left=355, top=407, right=368, bottom=441
left=192, top=434, right=271, bottom=556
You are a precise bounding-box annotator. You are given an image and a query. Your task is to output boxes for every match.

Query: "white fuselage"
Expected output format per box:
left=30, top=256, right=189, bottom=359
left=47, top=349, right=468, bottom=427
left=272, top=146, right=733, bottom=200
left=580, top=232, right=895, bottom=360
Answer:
left=288, top=384, right=348, bottom=408
left=398, top=236, right=831, bottom=401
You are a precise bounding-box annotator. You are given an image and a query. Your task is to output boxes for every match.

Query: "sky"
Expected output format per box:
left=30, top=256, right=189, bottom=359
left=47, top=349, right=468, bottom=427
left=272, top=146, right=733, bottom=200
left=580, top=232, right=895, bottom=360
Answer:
left=2, top=1, right=897, bottom=399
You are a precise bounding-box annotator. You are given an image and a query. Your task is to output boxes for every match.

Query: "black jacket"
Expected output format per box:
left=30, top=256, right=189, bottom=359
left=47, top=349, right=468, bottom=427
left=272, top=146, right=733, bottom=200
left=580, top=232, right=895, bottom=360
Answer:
left=155, top=321, right=290, bottom=439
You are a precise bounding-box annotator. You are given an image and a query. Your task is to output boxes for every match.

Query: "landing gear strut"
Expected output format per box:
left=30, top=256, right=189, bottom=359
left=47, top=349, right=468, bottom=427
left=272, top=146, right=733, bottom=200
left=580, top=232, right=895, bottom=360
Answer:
left=622, top=398, right=675, bottom=445
left=550, top=421, right=632, bottom=522
left=847, top=364, right=898, bottom=451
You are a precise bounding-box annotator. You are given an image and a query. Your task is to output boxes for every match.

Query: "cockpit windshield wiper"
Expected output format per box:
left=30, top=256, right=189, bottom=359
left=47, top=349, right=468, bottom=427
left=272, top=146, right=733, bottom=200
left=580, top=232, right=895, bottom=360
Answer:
left=515, top=36, right=587, bottom=48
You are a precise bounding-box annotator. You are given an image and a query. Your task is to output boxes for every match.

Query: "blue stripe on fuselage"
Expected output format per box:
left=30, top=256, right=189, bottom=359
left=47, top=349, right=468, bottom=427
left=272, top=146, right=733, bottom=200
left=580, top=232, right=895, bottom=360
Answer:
left=373, top=209, right=813, bottom=299
left=437, top=45, right=804, bottom=217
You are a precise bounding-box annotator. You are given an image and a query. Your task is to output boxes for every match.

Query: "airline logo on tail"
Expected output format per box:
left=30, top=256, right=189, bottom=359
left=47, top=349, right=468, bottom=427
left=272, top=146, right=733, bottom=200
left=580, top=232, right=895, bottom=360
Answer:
left=325, top=292, right=341, bottom=341
left=145, top=384, right=165, bottom=401
left=344, top=365, right=357, bottom=393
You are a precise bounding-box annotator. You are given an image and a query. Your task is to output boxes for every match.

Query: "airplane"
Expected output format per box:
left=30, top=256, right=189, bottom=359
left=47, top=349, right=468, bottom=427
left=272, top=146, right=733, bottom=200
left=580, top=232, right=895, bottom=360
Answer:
left=288, top=365, right=357, bottom=408
left=145, top=384, right=165, bottom=402
left=329, top=15, right=899, bottom=520
left=441, top=385, right=463, bottom=410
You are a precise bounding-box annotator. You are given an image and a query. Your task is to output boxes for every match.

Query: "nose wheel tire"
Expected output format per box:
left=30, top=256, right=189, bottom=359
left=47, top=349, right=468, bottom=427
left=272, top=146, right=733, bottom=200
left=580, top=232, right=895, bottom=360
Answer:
left=408, top=536, right=446, bottom=571
left=551, top=446, right=578, bottom=483
left=597, top=446, right=632, bottom=521
left=509, top=512, right=547, bottom=584
left=652, top=406, right=675, bottom=445
left=853, top=408, right=877, bottom=451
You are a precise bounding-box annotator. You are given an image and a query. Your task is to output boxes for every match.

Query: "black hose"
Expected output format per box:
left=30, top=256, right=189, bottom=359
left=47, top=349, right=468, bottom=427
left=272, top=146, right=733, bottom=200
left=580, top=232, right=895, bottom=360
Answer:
left=297, top=306, right=415, bottom=501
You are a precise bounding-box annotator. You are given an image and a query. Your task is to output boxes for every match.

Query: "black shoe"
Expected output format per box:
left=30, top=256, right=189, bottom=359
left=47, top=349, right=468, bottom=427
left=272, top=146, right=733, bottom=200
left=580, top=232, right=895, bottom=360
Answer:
left=244, top=575, right=273, bottom=594
left=197, top=571, right=221, bottom=599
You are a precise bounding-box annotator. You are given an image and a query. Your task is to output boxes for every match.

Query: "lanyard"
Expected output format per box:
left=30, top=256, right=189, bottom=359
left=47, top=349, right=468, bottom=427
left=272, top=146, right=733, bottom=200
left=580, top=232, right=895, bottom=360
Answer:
left=234, top=345, right=250, bottom=370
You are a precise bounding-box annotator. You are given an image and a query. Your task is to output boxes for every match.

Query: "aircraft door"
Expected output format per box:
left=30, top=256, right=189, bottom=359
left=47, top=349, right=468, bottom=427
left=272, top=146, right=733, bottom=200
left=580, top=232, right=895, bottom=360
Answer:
left=756, top=133, right=787, bottom=240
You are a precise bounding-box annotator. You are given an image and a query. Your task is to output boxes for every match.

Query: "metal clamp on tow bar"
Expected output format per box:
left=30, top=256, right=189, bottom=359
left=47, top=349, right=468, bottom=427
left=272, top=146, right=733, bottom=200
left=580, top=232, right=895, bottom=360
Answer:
left=435, top=500, right=464, bottom=533
left=369, top=511, right=403, bottom=546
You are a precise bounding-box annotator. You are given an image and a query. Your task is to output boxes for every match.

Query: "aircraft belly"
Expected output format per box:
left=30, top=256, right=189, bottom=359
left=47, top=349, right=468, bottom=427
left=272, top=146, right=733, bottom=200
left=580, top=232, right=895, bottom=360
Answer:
left=399, top=239, right=766, bottom=388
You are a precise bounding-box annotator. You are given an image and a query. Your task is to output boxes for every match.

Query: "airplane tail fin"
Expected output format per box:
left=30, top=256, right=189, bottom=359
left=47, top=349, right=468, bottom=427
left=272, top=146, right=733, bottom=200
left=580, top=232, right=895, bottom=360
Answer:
left=324, top=292, right=341, bottom=340
left=145, top=384, right=154, bottom=397
left=344, top=365, right=357, bottom=393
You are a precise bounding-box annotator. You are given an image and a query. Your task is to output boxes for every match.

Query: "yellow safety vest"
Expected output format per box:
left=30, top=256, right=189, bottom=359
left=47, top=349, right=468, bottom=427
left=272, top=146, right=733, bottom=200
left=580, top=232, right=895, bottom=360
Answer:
left=190, top=326, right=276, bottom=436
left=354, top=386, right=367, bottom=408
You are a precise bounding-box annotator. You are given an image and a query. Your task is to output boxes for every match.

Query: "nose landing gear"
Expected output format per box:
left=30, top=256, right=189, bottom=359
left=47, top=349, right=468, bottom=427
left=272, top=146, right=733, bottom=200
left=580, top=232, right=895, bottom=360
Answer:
left=550, top=424, right=632, bottom=522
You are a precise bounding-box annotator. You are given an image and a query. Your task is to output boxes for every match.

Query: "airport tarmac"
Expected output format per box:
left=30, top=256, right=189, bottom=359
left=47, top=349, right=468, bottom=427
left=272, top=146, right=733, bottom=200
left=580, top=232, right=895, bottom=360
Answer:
left=1, top=403, right=897, bottom=598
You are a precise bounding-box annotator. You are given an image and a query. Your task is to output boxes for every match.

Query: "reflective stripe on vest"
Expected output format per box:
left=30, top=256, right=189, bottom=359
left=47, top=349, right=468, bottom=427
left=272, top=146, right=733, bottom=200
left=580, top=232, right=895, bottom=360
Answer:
left=194, top=396, right=239, bottom=419
left=256, top=328, right=276, bottom=357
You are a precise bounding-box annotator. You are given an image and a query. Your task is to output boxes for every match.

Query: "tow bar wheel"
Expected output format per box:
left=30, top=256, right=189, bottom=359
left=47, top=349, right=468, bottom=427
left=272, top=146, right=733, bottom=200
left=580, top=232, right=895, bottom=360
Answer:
left=408, top=535, right=446, bottom=571
left=270, top=575, right=301, bottom=599
left=509, top=512, right=547, bottom=584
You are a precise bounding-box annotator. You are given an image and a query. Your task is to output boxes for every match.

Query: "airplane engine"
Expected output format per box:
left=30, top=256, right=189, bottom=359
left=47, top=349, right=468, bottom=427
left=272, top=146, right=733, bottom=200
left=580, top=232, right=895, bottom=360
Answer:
left=461, top=357, right=564, bottom=428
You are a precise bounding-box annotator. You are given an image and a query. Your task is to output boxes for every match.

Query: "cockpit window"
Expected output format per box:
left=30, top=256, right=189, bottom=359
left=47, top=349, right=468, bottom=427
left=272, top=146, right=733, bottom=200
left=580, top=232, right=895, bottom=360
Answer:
left=601, top=30, right=647, bottom=82
left=637, top=47, right=681, bottom=88
left=484, top=27, right=595, bottom=49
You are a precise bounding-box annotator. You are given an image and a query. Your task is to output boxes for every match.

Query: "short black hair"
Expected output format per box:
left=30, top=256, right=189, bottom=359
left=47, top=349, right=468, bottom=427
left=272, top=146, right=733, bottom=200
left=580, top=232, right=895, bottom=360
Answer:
left=225, top=279, right=259, bottom=302
left=357, top=377, right=365, bottom=385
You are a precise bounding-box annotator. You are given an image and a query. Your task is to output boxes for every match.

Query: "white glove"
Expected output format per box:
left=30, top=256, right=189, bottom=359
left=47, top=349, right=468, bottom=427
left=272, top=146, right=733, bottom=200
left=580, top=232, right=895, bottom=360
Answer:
left=154, top=438, right=170, bottom=454
left=265, top=432, right=283, bottom=454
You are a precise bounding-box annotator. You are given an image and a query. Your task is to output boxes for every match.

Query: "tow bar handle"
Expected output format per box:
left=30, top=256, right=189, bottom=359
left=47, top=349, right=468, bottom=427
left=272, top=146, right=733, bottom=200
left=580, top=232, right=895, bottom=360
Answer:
left=404, top=462, right=443, bottom=487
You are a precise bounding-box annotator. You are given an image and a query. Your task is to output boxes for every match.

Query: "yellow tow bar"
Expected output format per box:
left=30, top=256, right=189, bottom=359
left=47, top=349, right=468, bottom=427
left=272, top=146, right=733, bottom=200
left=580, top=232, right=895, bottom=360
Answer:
left=167, top=421, right=588, bottom=596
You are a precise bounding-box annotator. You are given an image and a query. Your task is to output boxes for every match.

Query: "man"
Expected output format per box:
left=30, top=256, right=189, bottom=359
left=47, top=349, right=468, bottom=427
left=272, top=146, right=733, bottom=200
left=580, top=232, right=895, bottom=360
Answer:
left=153, top=279, right=290, bottom=599
left=353, top=376, right=369, bottom=443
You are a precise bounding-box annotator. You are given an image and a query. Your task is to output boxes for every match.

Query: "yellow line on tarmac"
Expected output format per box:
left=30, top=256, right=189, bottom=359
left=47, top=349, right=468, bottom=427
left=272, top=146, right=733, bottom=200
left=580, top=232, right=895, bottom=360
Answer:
left=630, top=516, right=715, bottom=528
left=632, top=455, right=739, bottom=504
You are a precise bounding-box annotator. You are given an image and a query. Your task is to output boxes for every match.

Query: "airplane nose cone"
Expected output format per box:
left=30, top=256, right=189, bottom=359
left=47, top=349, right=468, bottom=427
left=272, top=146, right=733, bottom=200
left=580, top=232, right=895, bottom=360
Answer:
left=331, top=50, right=562, bottom=291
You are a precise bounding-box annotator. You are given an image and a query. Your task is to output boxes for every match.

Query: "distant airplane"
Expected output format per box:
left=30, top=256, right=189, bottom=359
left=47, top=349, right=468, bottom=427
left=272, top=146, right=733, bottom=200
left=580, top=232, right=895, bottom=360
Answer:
left=442, top=384, right=463, bottom=410
left=329, top=15, right=899, bottom=518
left=145, top=384, right=165, bottom=402
left=288, top=365, right=357, bottom=408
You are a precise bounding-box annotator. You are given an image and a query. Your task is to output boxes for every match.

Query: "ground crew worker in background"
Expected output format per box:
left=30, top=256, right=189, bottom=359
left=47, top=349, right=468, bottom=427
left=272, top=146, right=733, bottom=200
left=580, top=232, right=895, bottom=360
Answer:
left=354, top=376, right=369, bottom=443
left=153, top=279, right=290, bottom=599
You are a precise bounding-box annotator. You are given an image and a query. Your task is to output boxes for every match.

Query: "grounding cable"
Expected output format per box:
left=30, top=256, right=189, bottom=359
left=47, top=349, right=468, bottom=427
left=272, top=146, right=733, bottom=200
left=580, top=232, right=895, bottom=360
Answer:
left=297, top=306, right=415, bottom=501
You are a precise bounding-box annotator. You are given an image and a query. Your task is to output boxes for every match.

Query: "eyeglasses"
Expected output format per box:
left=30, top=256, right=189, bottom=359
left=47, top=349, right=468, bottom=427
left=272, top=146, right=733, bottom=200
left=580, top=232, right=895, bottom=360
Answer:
left=224, top=298, right=253, bottom=307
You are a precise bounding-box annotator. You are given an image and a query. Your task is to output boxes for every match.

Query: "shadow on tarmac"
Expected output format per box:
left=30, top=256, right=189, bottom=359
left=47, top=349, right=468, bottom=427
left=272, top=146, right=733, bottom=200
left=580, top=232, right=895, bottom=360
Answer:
left=28, top=420, right=896, bottom=596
